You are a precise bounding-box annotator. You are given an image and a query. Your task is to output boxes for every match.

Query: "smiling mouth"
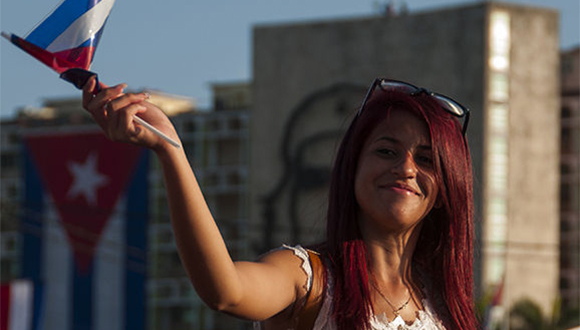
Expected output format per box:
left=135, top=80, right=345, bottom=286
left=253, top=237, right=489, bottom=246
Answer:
left=382, top=183, right=420, bottom=196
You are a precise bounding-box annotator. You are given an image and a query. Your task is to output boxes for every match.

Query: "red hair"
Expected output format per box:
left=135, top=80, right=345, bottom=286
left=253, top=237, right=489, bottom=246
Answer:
left=325, top=89, right=477, bottom=329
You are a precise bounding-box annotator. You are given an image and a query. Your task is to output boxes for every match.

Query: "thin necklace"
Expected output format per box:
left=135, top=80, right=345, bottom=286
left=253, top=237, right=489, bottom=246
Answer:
left=372, top=282, right=412, bottom=316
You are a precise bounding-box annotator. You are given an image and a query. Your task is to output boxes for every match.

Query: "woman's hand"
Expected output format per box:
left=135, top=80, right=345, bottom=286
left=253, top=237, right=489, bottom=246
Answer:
left=82, top=76, right=180, bottom=152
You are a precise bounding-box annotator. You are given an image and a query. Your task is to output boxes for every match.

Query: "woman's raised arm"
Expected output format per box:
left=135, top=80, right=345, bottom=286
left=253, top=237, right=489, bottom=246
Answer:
left=81, top=78, right=309, bottom=321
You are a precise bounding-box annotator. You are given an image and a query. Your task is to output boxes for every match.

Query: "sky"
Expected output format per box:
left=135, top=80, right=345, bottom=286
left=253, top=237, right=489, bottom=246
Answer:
left=0, top=0, right=578, bottom=119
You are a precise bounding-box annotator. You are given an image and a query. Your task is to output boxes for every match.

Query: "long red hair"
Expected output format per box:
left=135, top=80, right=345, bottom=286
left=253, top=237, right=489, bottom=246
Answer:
left=325, top=89, right=477, bottom=329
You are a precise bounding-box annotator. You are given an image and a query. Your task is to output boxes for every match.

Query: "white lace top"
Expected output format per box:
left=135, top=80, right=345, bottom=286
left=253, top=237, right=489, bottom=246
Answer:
left=255, top=245, right=447, bottom=330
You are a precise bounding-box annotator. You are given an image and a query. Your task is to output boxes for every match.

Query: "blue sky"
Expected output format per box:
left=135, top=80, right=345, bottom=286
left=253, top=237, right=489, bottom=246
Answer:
left=1, top=0, right=578, bottom=119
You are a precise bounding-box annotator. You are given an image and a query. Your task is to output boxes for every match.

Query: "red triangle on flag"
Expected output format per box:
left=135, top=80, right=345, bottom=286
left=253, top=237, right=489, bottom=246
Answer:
left=25, top=131, right=146, bottom=274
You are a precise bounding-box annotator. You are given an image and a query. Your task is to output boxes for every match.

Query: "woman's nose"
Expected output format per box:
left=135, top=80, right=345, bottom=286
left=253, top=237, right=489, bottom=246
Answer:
left=391, top=153, right=418, bottom=178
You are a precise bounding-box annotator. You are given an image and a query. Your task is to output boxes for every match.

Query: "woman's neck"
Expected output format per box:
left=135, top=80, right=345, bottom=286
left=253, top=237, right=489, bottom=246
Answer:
left=363, top=224, right=426, bottom=320
left=363, top=221, right=423, bottom=285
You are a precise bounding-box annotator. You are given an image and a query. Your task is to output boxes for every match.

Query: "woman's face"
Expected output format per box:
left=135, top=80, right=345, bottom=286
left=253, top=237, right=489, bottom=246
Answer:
left=355, top=108, right=439, bottom=234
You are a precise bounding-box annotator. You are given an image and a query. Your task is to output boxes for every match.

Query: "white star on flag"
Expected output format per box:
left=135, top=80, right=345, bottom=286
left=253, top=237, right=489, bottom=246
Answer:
left=67, top=152, right=109, bottom=205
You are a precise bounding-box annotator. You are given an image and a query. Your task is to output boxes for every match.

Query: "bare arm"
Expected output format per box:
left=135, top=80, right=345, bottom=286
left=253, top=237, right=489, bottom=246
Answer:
left=156, top=145, right=306, bottom=319
left=81, top=78, right=309, bottom=321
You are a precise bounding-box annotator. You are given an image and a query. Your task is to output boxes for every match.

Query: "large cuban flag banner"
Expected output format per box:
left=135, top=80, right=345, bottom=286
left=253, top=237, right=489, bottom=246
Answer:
left=21, top=130, right=149, bottom=330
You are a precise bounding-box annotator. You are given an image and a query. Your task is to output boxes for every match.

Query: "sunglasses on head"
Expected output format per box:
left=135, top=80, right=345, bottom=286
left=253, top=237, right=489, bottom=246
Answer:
left=357, top=78, right=470, bottom=136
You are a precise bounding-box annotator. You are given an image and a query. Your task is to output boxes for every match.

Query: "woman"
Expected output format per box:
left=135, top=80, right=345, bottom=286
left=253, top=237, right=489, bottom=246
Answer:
left=82, top=77, right=477, bottom=329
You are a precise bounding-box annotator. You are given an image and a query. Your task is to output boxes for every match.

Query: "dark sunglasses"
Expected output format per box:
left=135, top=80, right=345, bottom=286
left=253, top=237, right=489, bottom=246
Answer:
left=358, top=78, right=470, bottom=136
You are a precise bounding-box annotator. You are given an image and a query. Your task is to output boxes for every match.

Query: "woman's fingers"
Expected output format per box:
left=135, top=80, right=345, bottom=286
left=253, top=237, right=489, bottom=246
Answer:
left=82, top=78, right=126, bottom=130
left=93, top=91, right=151, bottom=144
left=82, top=78, right=109, bottom=130
left=108, top=102, right=147, bottom=143
left=81, top=78, right=175, bottom=148
left=81, top=76, right=96, bottom=109
left=103, top=92, right=149, bottom=117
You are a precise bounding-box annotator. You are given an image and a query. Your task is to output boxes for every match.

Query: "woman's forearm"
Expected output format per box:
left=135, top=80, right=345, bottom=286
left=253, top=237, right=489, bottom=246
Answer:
left=155, top=145, right=243, bottom=310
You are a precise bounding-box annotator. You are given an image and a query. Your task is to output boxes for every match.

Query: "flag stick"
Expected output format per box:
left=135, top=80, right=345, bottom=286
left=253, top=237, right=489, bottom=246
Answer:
left=133, top=115, right=181, bottom=148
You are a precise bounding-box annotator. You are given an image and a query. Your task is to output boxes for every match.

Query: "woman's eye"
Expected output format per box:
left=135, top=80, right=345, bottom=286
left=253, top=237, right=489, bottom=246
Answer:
left=377, top=148, right=396, bottom=156
left=417, top=155, right=433, bottom=165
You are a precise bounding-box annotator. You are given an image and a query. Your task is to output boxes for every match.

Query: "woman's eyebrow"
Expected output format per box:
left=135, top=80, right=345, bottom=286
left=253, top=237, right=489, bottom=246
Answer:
left=374, top=136, right=432, bottom=150
left=374, top=136, right=398, bottom=144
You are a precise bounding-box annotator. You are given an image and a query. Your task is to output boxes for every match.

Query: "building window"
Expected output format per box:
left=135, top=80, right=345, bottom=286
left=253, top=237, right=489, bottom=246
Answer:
left=561, top=127, right=572, bottom=154
left=184, top=120, right=196, bottom=133
left=0, top=153, right=17, bottom=170
left=489, top=72, right=509, bottom=102
left=561, top=106, right=572, bottom=118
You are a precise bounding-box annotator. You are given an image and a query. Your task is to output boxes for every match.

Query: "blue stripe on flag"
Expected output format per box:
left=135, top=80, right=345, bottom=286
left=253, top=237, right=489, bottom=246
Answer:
left=26, top=0, right=101, bottom=48
left=72, top=261, right=93, bottom=330
left=22, top=143, right=46, bottom=330
left=124, top=151, right=149, bottom=330
left=21, top=144, right=44, bottom=281
left=32, top=282, right=44, bottom=330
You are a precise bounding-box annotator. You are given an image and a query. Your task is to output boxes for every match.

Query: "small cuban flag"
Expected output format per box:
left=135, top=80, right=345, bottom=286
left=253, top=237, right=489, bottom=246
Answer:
left=2, top=0, right=182, bottom=148
left=1, top=0, right=115, bottom=88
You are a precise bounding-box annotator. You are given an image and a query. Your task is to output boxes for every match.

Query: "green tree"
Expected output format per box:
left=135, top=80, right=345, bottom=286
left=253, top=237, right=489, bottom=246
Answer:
left=509, top=297, right=580, bottom=330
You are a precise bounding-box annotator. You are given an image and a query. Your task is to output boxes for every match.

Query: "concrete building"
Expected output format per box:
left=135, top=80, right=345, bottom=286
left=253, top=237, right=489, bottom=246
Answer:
left=250, top=1, right=560, bottom=319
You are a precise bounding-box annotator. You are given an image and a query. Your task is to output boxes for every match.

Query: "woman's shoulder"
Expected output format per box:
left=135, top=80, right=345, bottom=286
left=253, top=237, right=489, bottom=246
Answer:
left=254, top=245, right=324, bottom=329
left=258, top=244, right=320, bottom=291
